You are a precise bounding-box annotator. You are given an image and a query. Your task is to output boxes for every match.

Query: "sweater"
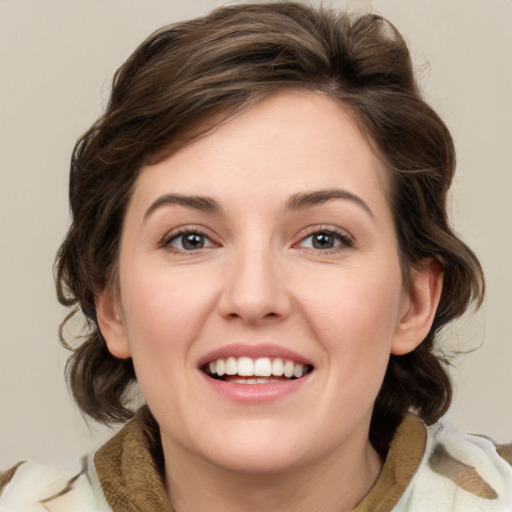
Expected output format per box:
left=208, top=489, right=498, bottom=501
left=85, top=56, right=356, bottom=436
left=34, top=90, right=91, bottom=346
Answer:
left=1, top=409, right=511, bottom=511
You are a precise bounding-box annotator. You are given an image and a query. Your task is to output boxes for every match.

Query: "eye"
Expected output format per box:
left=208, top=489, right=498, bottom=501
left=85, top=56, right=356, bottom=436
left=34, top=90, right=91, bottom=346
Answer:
left=297, top=229, right=353, bottom=251
left=164, top=230, right=216, bottom=251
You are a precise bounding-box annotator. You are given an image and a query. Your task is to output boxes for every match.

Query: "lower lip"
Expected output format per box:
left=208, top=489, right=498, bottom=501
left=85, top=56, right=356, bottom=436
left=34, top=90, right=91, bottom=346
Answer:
left=199, top=371, right=311, bottom=403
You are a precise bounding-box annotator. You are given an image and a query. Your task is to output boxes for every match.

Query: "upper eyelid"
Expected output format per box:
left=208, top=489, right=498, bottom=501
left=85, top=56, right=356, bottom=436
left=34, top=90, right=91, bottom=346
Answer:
left=301, top=232, right=352, bottom=246
left=294, top=225, right=354, bottom=242
left=291, top=226, right=356, bottom=253
left=157, top=223, right=355, bottom=247
left=160, top=225, right=216, bottom=247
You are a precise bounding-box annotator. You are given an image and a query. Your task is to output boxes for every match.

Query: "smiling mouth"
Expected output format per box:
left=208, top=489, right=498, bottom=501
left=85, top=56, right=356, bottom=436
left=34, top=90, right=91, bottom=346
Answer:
left=202, top=356, right=313, bottom=384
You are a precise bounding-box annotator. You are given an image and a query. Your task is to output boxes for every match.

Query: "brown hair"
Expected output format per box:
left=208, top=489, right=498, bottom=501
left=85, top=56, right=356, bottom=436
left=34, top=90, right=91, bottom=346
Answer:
left=55, top=2, right=484, bottom=454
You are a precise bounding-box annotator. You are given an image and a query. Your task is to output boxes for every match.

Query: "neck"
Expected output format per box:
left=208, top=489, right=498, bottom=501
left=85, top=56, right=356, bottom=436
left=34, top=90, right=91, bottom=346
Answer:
left=162, top=436, right=382, bottom=512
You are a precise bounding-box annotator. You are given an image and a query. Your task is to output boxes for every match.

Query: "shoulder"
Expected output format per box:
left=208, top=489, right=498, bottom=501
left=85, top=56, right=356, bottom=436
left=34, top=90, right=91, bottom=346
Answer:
left=0, top=455, right=111, bottom=511
left=397, top=421, right=512, bottom=511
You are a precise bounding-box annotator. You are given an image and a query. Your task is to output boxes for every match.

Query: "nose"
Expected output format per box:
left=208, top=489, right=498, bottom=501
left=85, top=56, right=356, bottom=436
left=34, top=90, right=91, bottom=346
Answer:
left=217, top=241, right=292, bottom=325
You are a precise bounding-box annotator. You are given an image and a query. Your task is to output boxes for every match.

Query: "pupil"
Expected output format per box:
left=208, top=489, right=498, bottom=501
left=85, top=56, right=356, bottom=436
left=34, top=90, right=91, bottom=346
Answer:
left=313, top=233, right=334, bottom=249
left=183, top=233, right=204, bottom=250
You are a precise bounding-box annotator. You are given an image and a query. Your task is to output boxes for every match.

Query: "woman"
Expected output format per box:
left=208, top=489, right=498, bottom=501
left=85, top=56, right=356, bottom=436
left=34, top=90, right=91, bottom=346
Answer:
left=1, top=3, right=510, bottom=511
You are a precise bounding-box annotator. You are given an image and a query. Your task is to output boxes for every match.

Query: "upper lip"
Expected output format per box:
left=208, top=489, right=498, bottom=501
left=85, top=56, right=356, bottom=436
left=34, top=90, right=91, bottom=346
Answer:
left=197, top=343, right=313, bottom=368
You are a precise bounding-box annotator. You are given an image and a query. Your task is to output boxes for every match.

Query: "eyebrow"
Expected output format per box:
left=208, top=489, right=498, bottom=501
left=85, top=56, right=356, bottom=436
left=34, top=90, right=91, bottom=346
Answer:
left=286, top=189, right=374, bottom=218
left=144, top=194, right=222, bottom=219
left=144, top=188, right=373, bottom=220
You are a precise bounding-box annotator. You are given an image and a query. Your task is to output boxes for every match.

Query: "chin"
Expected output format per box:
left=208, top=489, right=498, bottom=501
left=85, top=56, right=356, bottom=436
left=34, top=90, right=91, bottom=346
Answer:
left=207, top=442, right=307, bottom=476
left=194, top=418, right=330, bottom=476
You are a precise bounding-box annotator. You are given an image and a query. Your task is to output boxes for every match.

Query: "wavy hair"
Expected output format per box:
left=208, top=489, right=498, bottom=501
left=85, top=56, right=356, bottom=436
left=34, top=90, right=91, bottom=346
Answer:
left=55, top=2, right=484, bottom=455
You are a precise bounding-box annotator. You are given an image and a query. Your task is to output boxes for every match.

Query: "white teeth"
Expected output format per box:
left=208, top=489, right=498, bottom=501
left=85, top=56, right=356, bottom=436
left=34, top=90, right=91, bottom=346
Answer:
left=216, top=359, right=226, bottom=376
left=271, top=358, right=284, bottom=376
left=254, top=357, right=271, bottom=377
left=237, top=357, right=254, bottom=376
left=284, top=360, right=294, bottom=378
left=205, top=356, right=309, bottom=380
left=225, top=357, right=237, bottom=375
left=229, top=377, right=284, bottom=385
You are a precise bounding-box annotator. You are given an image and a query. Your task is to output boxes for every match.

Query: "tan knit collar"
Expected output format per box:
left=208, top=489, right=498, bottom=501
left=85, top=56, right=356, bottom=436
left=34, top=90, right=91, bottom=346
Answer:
left=94, top=409, right=426, bottom=512
left=353, top=414, right=426, bottom=512
left=94, top=407, right=174, bottom=512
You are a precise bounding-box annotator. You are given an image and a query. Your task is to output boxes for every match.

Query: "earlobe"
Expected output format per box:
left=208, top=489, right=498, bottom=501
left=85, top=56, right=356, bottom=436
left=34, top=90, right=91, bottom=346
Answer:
left=95, top=290, right=132, bottom=359
left=391, top=259, right=444, bottom=356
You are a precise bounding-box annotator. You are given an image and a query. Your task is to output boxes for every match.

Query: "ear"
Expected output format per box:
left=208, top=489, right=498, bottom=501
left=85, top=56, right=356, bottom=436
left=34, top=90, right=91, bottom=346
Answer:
left=391, top=259, right=444, bottom=356
left=95, top=289, right=132, bottom=359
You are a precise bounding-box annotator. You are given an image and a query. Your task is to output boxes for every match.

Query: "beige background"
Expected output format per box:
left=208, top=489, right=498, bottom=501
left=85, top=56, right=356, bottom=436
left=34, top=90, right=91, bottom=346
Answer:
left=1, top=0, right=511, bottom=468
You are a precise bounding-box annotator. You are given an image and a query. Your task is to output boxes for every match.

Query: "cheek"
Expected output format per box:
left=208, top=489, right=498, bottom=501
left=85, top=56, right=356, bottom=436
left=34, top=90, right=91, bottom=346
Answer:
left=295, top=261, right=404, bottom=377
left=119, top=263, right=218, bottom=364
left=300, top=261, right=402, bottom=332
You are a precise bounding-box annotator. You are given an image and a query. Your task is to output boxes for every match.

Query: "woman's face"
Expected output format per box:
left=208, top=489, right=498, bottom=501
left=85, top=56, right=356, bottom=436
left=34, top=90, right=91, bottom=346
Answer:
left=100, top=90, right=435, bottom=474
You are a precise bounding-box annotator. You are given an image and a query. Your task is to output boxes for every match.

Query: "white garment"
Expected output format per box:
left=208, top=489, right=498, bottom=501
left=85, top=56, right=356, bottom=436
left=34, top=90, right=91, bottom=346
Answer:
left=394, top=424, right=512, bottom=511
left=1, top=420, right=511, bottom=511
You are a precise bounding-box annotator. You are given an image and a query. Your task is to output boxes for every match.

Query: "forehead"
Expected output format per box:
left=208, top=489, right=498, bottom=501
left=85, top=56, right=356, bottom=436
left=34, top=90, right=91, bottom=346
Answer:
left=128, top=90, right=390, bottom=217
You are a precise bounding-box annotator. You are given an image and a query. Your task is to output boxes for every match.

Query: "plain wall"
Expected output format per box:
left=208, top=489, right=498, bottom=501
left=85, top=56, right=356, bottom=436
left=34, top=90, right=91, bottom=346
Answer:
left=1, top=0, right=511, bottom=468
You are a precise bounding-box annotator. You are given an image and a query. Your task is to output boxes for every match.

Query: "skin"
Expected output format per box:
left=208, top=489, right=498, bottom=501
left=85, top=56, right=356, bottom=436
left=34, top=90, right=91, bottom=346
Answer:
left=97, top=90, right=442, bottom=512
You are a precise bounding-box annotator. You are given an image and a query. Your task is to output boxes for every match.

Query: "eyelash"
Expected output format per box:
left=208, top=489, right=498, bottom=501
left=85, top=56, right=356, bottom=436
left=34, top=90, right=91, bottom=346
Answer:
left=295, top=227, right=354, bottom=252
left=159, top=226, right=354, bottom=254
left=160, top=227, right=216, bottom=253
